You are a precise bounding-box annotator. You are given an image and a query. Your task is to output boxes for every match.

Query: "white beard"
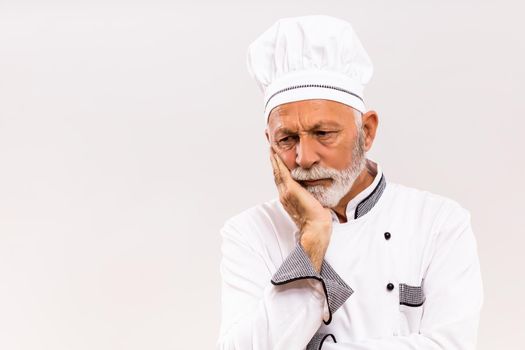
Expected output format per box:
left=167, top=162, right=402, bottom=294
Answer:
left=290, top=128, right=367, bottom=208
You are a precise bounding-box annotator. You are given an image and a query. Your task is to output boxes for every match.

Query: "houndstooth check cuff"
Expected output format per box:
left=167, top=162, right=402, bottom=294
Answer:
left=306, top=332, right=337, bottom=350
left=270, top=242, right=354, bottom=325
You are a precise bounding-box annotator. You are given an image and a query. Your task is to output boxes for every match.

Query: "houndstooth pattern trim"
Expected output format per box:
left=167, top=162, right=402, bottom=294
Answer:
left=271, top=242, right=320, bottom=283
left=321, top=259, right=354, bottom=312
left=355, top=174, right=386, bottom=219
left=271, top=242, right=354, bottom=325
left=306, top=332, right=337, bottom=350
left=399, top=281, right=426, bottom=307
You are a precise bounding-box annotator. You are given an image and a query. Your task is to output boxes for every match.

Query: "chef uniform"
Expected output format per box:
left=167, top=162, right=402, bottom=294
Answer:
left=217, top=15, right=483, bottom=350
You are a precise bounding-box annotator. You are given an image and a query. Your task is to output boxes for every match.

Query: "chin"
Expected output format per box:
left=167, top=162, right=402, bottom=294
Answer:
left=308, top=189, right=341, bottom=208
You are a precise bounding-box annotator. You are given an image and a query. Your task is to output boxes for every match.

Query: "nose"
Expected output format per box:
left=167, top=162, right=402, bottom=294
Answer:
left=295, top=135, right=320, bottom=169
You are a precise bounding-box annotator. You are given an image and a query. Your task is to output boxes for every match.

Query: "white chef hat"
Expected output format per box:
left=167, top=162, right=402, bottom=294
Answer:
left=246, top=15, right=374, bottom=123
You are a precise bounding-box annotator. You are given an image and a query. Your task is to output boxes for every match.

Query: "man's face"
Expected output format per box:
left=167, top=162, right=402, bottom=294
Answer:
left=266, top=99, right=373, bottom=208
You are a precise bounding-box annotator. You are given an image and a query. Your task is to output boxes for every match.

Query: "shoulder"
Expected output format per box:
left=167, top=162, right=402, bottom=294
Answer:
left=221, top=198, right=294, bottom=242
left=385, top=180, right=471, bottom=231
left=223, top=198, right=283, bottom=228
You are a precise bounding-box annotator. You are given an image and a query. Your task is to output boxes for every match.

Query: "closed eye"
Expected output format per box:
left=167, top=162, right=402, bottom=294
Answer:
left=314, top=130, right=337, bottom=137
left=279, top=135, right=298, bottom=143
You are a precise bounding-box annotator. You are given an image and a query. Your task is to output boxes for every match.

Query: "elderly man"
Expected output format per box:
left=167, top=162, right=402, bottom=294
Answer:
left=217, top=15, right=483, bottom=350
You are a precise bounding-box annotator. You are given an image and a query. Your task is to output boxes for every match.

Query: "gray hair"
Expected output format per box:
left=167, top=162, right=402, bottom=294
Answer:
left=354, top=110, right=363, bottom=128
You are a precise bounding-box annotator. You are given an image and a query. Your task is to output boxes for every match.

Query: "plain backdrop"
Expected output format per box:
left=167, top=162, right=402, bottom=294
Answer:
left=0, top=1, right=523, bottom=349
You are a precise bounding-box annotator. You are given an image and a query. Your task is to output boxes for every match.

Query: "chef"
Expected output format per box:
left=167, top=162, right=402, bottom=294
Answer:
left=217, top=15, right=483, bottom=350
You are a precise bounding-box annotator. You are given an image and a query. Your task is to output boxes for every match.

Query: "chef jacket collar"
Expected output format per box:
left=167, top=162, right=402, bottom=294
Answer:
left=329, top=158, right=386, bottom=223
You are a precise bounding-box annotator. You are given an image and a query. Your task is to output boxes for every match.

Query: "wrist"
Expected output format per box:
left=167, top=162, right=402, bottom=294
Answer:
left=300, top=233, right=329, bottom=274
left=300, top=225, right=331, bottom=252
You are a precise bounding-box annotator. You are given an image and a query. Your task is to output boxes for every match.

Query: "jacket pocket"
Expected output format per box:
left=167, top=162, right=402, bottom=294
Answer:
left=398, top=281, right=425, bottom=335
left=399, top=282, right=425, bottom=307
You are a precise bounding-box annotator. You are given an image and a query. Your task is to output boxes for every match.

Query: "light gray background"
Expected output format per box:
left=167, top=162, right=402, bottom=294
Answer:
left=0, top=1, right=523, bottom=349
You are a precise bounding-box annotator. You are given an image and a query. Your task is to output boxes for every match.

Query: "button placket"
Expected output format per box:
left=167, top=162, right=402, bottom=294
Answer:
left=382, top=229, right=400, bottom=336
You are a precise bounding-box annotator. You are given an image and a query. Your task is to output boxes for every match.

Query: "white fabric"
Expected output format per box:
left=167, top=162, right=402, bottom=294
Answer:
left=246, top=15, right=374, bottom=123
left=217, top=160, right=483, bottom=350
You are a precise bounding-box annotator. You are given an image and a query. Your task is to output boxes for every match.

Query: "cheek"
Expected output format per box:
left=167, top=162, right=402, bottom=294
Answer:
left=279, top=150, right=296, bottom=169
left=320, top=140, right=354, bottom=168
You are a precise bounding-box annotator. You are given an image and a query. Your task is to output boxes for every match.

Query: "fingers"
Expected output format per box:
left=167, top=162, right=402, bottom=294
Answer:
left=269, top=148, right=284, bottom=191
left=273, top=150, right=292, bottom=182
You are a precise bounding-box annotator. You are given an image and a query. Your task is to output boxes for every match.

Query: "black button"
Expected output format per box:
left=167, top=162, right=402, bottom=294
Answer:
left=384, top=232, right=391, bottom=240
left=386, top=283, right=394, bottom=291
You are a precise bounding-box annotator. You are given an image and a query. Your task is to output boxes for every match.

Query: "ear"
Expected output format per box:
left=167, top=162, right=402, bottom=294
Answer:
left=361, top=110, right=379, bottom=151
left=265, top=128, right=270, bottom=143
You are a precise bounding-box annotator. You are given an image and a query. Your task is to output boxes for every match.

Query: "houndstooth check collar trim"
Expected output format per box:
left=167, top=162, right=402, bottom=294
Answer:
left=330, top=158, right=386, bottom=222
left=354, top=172, right=386, bottom=219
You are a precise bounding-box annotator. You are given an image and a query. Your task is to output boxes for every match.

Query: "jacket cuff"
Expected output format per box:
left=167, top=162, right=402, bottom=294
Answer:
left=306, top=332, right=337, bottom=350
left=271, top=242, right=354, bottom=325
left=320, top=258, right=354, bottom=314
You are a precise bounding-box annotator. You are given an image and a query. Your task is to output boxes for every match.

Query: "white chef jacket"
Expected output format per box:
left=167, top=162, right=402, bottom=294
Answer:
left=217, top=159, right=483, bottom=350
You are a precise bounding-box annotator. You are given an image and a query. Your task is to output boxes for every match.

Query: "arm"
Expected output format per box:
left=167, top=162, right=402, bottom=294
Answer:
left=313, top=205, right=484, bottom=350
left=217, top=220, right=354, bottom=350
left=217, top=149, right=354, bottom=349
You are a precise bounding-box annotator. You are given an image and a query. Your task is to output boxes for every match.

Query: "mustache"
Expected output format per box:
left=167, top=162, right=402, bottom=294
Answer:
left=291, top=165, right=339, bottom=181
